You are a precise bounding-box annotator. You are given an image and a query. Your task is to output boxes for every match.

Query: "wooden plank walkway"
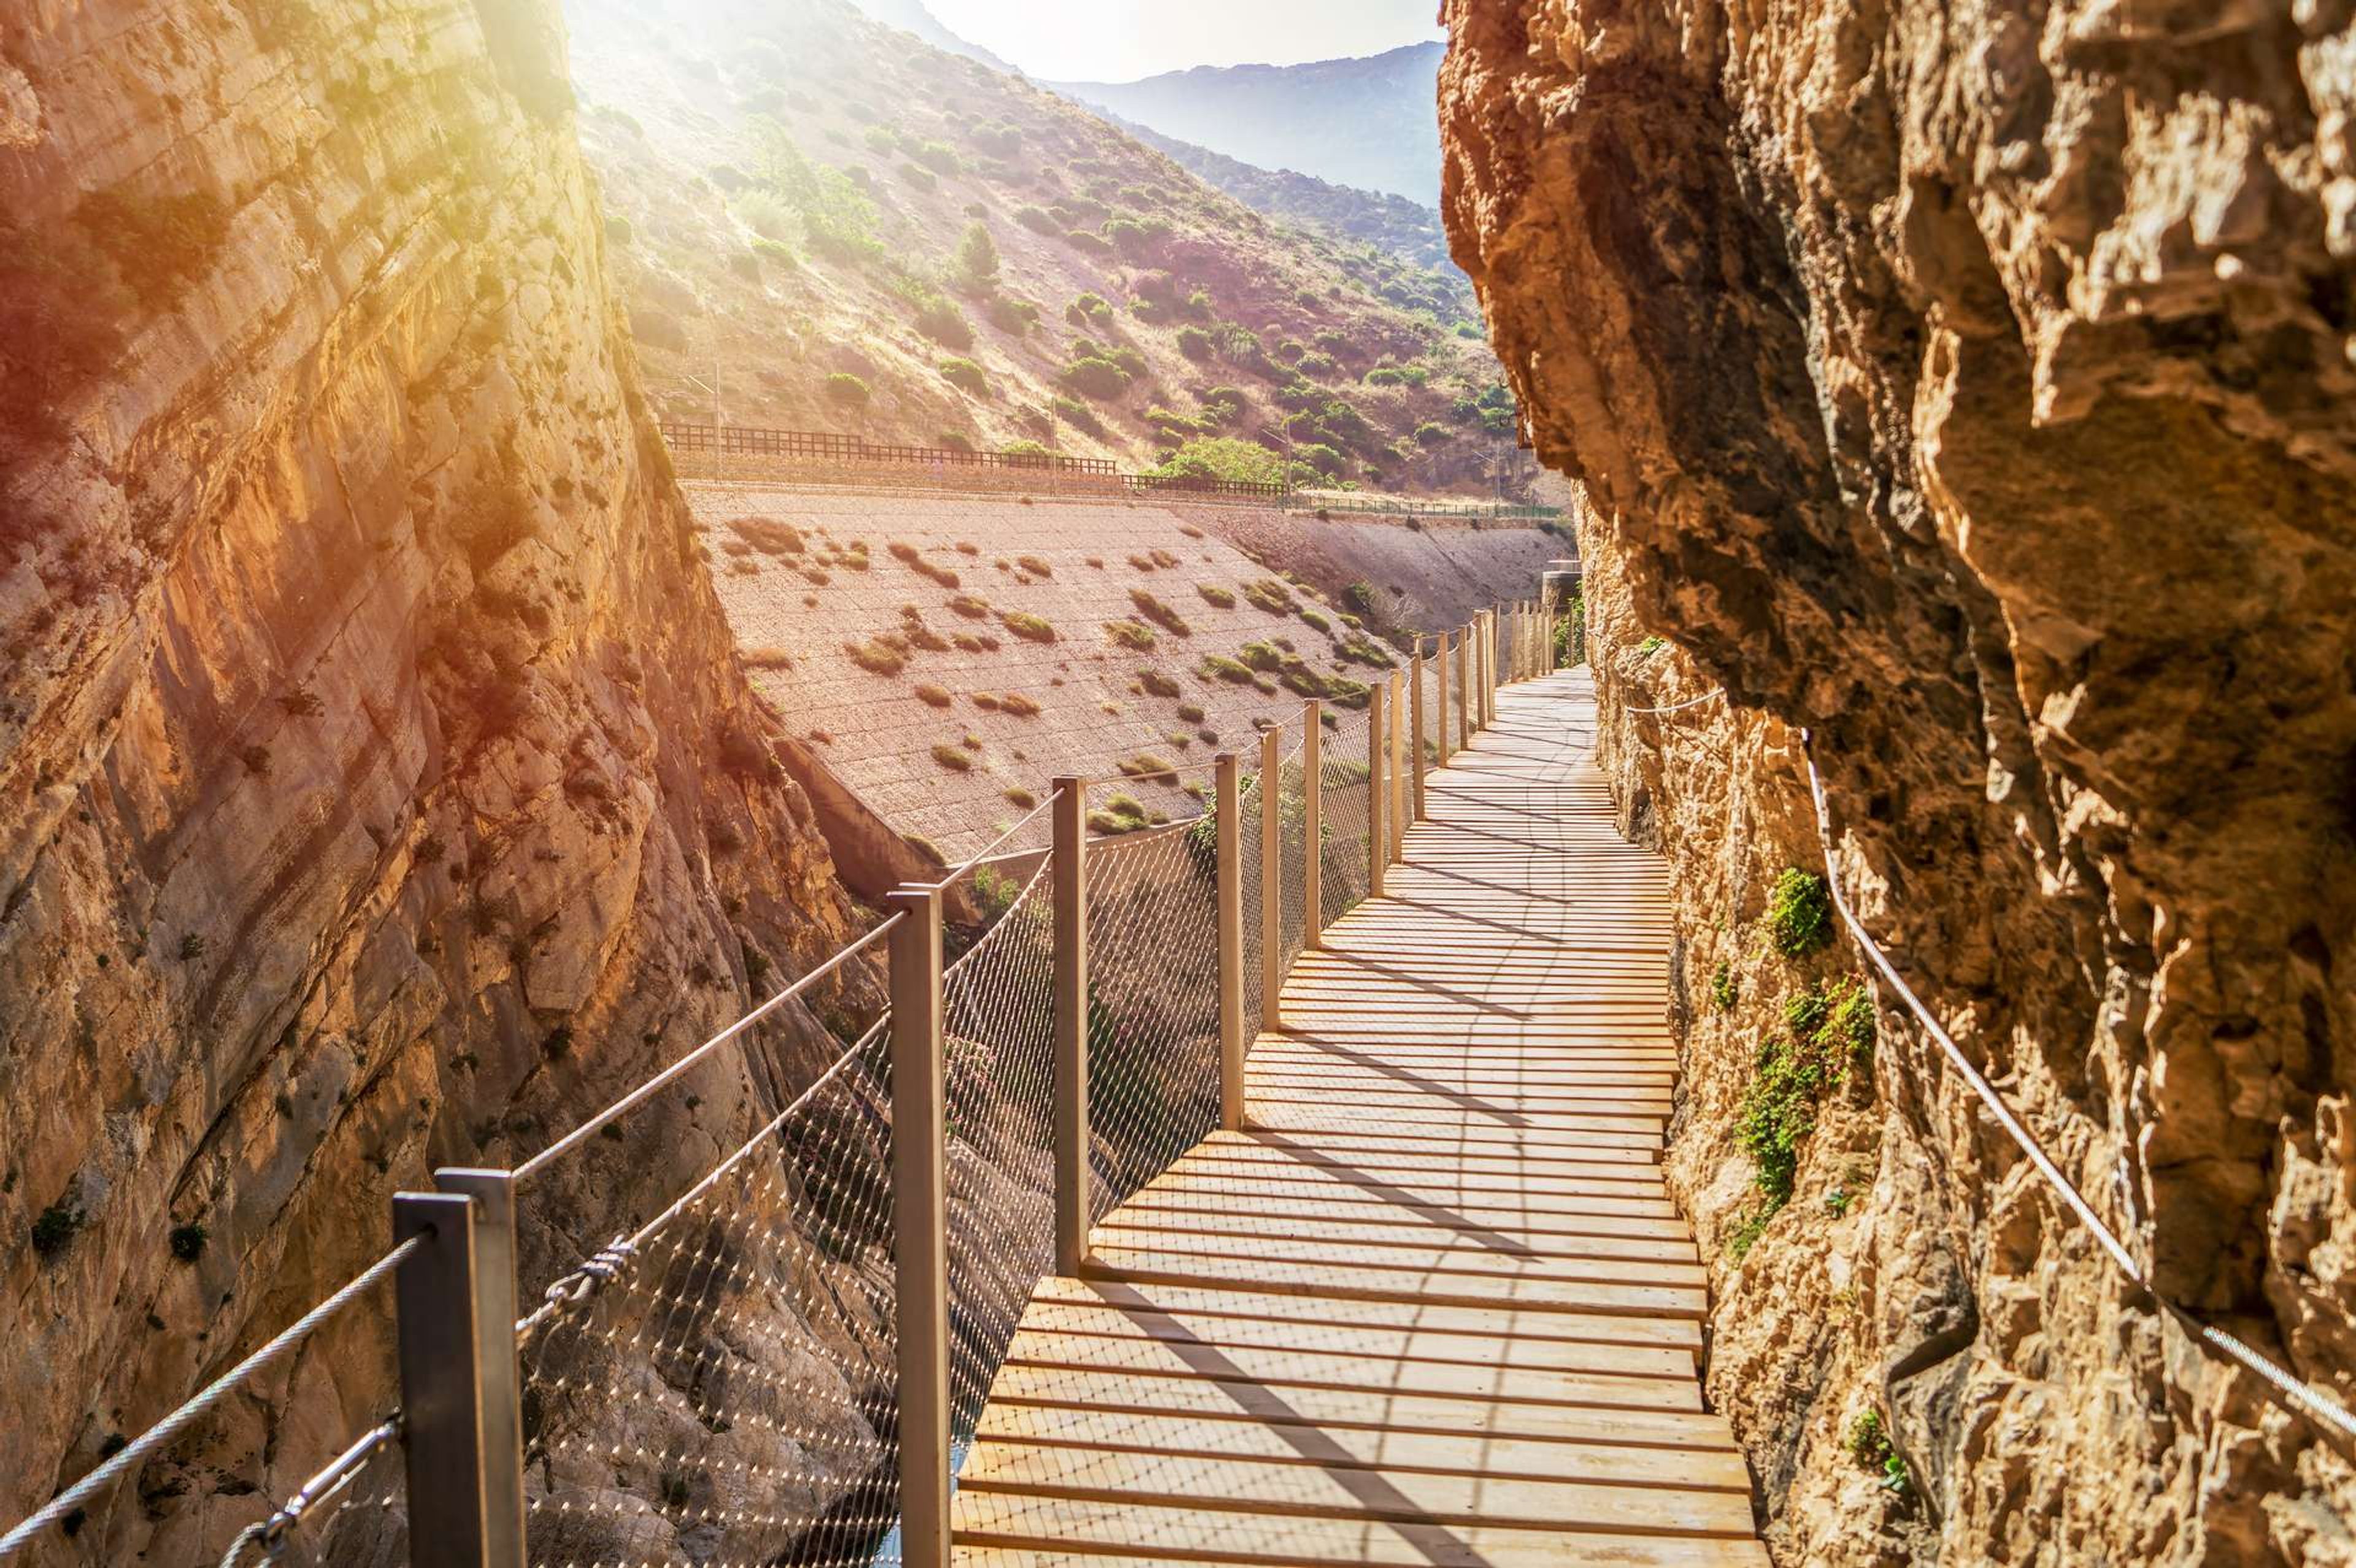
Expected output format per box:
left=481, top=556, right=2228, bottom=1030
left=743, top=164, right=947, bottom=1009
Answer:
left=952, top=669, right=1765, bottom=1567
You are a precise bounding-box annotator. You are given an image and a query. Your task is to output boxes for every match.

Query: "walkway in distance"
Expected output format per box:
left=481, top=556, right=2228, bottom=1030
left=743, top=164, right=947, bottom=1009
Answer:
left=951, top=669, right=1766, bottom=1566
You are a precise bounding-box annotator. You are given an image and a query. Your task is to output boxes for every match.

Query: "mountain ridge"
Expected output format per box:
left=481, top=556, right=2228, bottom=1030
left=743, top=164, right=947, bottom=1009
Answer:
left=1050, top=41, right=1444, bottom=202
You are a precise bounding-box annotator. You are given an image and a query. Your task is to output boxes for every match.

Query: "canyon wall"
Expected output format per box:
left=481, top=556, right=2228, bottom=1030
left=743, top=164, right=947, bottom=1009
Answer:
left=0, top=0, right=864, bottom=1555
left=1441, top=3, right=2356, bottom=1565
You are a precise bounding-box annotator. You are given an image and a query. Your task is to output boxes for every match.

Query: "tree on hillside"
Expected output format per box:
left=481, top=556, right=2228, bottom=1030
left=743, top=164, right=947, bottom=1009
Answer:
left=954, top=221, right=1000, bottom=294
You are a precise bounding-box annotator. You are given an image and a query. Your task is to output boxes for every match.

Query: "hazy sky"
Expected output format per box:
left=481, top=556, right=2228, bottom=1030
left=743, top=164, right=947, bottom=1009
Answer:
left=925, top=0, right=1445, bottom=82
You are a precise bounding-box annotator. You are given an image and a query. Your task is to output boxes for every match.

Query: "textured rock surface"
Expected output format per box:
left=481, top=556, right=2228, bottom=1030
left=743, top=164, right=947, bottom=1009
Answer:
left=1442, top=2, right=2356, bottom=1563
left=0, top=0, right=864, bottom=1555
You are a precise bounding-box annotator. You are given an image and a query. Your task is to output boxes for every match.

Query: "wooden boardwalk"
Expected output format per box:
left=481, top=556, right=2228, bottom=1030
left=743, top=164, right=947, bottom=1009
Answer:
left=952, top=669, right=1765, bottom=1567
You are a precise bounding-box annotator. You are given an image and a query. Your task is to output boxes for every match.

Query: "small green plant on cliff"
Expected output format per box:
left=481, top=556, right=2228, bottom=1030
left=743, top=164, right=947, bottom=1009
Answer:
left=825, top=372, right=871, bottom=406
left=930, top=743, right=974, bottom=772
left=1637, top=635, right=1667, bottom=656
left=1765, top=868, right=1834, bottom=957
left=1103, top=620, right=1155, bottom=651
left=1195, top=583, right=1235, bottom=609
left=1709, top=962, right=1737, bottom=1012
left=30, top=1202, right=83, bottom=1258
left=1848, top=1409, right=1911, bottom=1496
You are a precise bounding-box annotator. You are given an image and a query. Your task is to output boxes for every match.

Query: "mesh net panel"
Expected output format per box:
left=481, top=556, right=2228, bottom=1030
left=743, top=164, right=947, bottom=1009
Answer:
left=1082, top=819, right=1223, bottom=1216
left=1238, top=765, right=1265, bottom=1048
left=1318, top=709, right=1374, bottom=928
left=1276, top=742, right=1310, bottom=985
left=939, top=857, right=1058, bottom=1448
left=517, top=1021, right=904, bottom=1568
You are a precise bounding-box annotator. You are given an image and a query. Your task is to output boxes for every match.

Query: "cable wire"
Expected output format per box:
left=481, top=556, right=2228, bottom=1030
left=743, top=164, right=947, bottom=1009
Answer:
left=0, top=1236, right=424, bottom=1558
left=1802, top=737, right=2356, bottom=1442
left=514, top=913, right=902, bottom=1183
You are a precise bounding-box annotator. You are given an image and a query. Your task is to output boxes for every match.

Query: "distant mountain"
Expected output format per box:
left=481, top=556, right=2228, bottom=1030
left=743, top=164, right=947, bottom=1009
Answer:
left=1051, top=42, right=1444, bottom=203
left=842, top=0, right=1018, bottom=75
left=1111, top=117, right=1460, bottom=285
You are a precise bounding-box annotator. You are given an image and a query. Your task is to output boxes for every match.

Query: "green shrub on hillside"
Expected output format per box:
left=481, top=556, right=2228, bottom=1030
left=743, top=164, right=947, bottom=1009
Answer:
left=1059, top=354, right=1130, bottom=398
left=953, top=220, right=999, bottom=292
left=1014, top=205, right=1060, bottom=235
left=825, top=372, right=871, bottom=406
left=1051, top=395, right=1103, bottom=437
left=912, top=296, right=974, bottom=351
left=1153, top=437, right=1285, bottom=487
left=987, top=294, right=1040, bottom=334
left=1176, top=325, right=1214, bottom=361
left=938, top=358, right=988, bottom=396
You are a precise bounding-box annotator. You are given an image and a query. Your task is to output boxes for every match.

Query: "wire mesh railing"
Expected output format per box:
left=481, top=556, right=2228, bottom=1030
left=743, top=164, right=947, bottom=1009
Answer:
left=1083, top=818, right=1223, bottom=1216
left=1, top=600, right=1525, bottom=1568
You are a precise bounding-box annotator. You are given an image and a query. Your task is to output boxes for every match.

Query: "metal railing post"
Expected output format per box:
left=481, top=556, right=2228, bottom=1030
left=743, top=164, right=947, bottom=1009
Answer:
left=886, top=885, right=950, bottom=1568
left=1050, top=778, right=1090, bottom=1277
left=1368, top=683, right=1387, bottom=898
left=1302, top=701, right=1324, bottom=949
left=1215, top=754, right=1245, bottom=1129
left=1258, top=726, right=1283, bottom=1033
left=1411, top=648, right=1428, bottom=821
left=1389, top=671, right=1407, bottom=862
left=432, top=1170, right=526, bottom=1568
left=393, top=1190, right=491, bottom=1568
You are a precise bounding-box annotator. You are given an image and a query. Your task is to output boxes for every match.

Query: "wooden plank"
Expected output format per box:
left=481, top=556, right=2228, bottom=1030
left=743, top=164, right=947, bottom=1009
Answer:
left=1022, top=1277, right=1701, bottom=1353
left=980, top=1362, right=1728, bottom=1448
left=1009, top=1296, right=1694, bottom=1379
left=1094, top=1208, right=1701, bottom=1265
left=953, top=1494, right=1771, bottom=1567
left=1082, top=1245, right=1709, bottom=1320
left=971, top=1404, right=1752, bottom=1492
left=1000, top=1326, right=1701, bottom=1410
left=1084, top=1225, right=1709, bottom=1289
left=1117, top=1183, right=1693, bottom=1236
left=957, top=1437, right=1757, bottom=1536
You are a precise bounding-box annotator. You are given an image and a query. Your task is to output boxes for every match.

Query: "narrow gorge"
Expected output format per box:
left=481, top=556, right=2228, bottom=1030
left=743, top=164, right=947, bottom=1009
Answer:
left=1439, top=2, right=2356, bottom=1563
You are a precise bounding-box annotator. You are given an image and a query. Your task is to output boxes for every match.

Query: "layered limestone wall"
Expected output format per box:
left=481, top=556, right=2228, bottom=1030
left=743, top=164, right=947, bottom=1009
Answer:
left=1442, top=2, right=2356, bottom=1564
left=0, top=0, right=864, bottom=1555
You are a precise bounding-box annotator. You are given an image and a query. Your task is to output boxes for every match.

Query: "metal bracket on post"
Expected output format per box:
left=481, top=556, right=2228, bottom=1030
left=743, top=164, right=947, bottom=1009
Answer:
left=1215, top=754, right=1245, bottom=1130
left=1258, top=726, right=1283, bottom=1034
left=394, top=1190, right=491, bottom=1568
left=432, top=1170, right=526, bottom=1568
left=1050, top=779, right=1090, bottom=1278
left=1368, top=682, right=1387, bottom=898
left=1411, top=648, right=1427, bottom=821
left=886, top=885, right=950, bottom=1568
left=1302, top=701, right=1324, bottom=950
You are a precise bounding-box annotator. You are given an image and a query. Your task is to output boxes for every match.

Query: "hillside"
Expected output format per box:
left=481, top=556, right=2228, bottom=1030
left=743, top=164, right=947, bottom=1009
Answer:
left=1051, top=42, right=1446, bottom=204
left=693, top=486, right=1563, bottom=862
left=562, top=0, right=1522, bottom=495
left=1111, top=117, right=1462, bottom=285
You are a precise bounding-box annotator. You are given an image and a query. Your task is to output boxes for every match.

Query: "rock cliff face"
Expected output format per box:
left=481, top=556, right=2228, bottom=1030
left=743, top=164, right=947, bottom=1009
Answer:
left=0, top=0, right=861, bottom=1554
left=1441, top=2, right=2356, bottom=1564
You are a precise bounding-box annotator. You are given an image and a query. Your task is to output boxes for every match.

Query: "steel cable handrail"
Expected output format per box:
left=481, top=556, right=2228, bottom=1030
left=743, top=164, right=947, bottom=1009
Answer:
left=513, top=913, right=903, bottom=1183
left=516, top=1013, right=894, bottom=1339
left=1802, top=738, right=2356, bottom=1442
left=0, top=1236, right=425, bottom=1558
